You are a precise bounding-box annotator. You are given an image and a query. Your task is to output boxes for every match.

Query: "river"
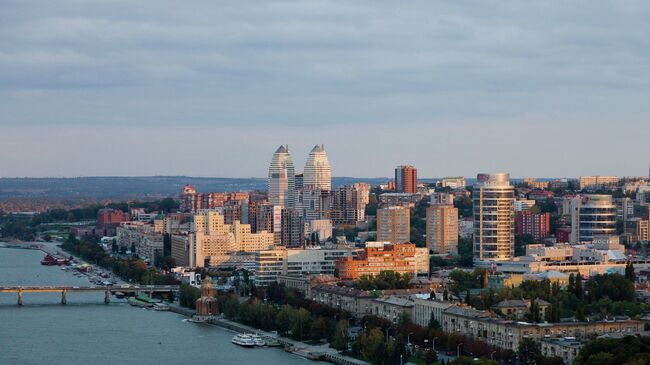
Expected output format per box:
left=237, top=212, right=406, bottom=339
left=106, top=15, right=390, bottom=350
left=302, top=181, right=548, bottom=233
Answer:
left=0, top=246, right=309, bottom=365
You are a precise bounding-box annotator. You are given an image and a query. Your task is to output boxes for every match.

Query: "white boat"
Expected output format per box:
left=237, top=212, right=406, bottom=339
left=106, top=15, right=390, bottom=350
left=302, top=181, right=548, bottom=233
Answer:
left=252, top=334, right=266, bottom=347
left=153, top=303, right=170, bottom=311
left=232, top=334, right=256, bottom=347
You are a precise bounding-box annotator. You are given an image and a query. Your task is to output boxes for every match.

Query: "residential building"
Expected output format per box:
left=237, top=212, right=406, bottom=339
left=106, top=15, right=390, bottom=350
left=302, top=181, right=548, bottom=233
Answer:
left=579, top=176, right=619, bottom=190
left=330, top=183, right=370, bottom=225
left=524, top=178, right=550, bottom=189
left=413, top=298, right=454, bottom=327
left=303, top=144, right=331, bottom=191
left=541, top=337, right=582, bottom=365
left=426, top=202, right=458, bottom=255
left=516, top=211, right=550, bottom=241
left=281, top=208, right=305, bottom=247
left=97, top=208, right=129, bottom=229
left=493, top=299, right=550, bottom=320
left=268, top=145, right=296, bottom=208
left=377, top=206, right=410, bottom=244
left=514, top=199, right=536, bottom=212
left=473, top=173, right=515, bottom=261
left=368, top=297, right=414, bottom=323
left=615, top=197, right=635, bottom=222
left=570, top=195, right=616, bottom=243
left=171, top=233, right=190, bottom=267
left=335, top=242, right=417, bottom=280
left=378, top=193, right=420, bottom=207
left=115, top=222, right=163, bottom=261
left=395, top=165, right=417, bottom=193
left=308, top=219, right=333, bottom=243
left=625, top=218, right=649, bottom=244
left=297, top=188, right=330, bottom=221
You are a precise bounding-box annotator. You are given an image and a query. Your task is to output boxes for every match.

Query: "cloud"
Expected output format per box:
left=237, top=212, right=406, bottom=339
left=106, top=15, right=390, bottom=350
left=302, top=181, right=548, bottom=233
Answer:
left=0, top=0, right=648, bottom=176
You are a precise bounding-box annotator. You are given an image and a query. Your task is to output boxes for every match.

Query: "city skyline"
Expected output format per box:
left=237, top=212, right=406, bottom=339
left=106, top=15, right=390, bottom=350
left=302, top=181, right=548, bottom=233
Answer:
left=1, top=1, right=649, bottom=177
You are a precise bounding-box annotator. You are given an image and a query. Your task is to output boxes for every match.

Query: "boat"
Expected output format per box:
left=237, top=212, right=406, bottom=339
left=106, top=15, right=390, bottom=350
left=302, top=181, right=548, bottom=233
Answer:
left=114, top=291, right=126, bottom=299
left=136, top=294, right=161, bottom=304
left=264, top=338, right=282, bottom=347
left=127, top=297, right=153, bottom=308
left=232, top=334, right=256, bottom=347
left=252, top=334, right=266, bottom=347
left=153, top=303, right=170, bottom=311
left=41, top=254, right=71, bottom=266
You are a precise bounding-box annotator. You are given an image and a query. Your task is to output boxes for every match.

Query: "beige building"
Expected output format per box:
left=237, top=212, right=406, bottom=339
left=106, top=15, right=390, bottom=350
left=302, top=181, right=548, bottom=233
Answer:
left=541, top=337, right=582, bottom=365
left=190, top=210, right=274, bottom=268
left=426, top=203, right=458, bottom=255
left=368, top=296, right=414, bottom=322
left=413, top=298, right=454, bottom=327
left=377, top=206, right=410, bottom=244
left=440, top=305, right=643, bottom=353
left=579, top=175, right=619, bottom=190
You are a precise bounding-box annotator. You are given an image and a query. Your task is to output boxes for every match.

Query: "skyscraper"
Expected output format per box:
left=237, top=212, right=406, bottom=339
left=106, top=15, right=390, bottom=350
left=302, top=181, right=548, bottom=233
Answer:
left=395, top=165, right=417, bottom=193
left=303, top=144, right=331, bottom=191
left=473, top=173, right=515, bottom=261
left=570, top=194, right=616, bottom=243
left=267, top=145, right=296, bottom=208
left=377, top=206, right=411, bottom=244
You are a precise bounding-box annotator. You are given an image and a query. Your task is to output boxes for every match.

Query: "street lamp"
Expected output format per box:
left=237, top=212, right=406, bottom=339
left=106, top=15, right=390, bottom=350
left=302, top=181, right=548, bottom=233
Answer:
left=491, top=350, right=497, bottom=360
left=457, top=342, right=463, bottom=358
left=407, top=332, right=413, bottom=347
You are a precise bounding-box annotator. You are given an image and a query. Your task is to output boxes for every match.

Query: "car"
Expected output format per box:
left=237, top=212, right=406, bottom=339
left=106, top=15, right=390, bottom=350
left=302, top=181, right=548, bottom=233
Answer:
left=120, top=284, right=130, bottom=289
left=447, top=351, right=454, bottom=356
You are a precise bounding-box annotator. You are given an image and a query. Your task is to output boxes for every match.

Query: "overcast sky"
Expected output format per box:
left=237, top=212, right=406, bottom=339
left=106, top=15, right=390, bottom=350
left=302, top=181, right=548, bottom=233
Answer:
left=1, top=1, right=648, bottom=178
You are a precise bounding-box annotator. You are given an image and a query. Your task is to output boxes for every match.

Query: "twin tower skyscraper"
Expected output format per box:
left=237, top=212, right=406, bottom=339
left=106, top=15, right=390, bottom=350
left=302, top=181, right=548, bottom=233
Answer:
left=267, top=144, right=331, bottom=208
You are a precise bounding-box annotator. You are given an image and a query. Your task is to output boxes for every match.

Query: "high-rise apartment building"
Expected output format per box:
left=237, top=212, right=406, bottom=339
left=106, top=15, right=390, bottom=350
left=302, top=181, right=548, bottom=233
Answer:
left=268, top=145, right=296, bottom=208
left=303, top=144, right=331, bottom=191
left=570, top=195, right=616, bottom=243
left=377, top=206, right=410, bottom=244
left=281, top=208, right=305, bottom=248
left=395, top=165, right=417, bottom=193
left=189, top=210, right=274, bottom=267
left=297, top=188, right=330, bottom=221
left=330, top=183, right=370, bottom=225
left=473, top=173, right=515, bottom=261
left=426, top=202, right=459, bottom=255
left=515, top=211, right=550, bottom=241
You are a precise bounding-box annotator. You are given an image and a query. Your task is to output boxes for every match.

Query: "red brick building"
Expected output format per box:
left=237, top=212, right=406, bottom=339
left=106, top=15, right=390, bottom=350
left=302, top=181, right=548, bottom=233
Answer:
left=96, top=208, right=129, bottom=229
left=516, top=211, right=550, bottom=241
left=395, top=165, right=417, bottom=193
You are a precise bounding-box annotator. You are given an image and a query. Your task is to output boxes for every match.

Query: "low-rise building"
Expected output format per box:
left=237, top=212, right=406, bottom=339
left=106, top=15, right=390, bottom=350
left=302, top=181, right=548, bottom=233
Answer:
left=540, top=337, right=583, bottom=365
left=336, top=242, right=418, bottom=280
left=368, top=296, right=414, bottom=323
left=494, top=299, right=550, bottom=320
left=413, top=298, right=454, bottom=327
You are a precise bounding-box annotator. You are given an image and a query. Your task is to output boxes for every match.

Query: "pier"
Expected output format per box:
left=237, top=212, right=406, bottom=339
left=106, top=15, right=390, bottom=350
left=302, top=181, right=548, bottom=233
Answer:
left=0, top=285, right=179, bottom=305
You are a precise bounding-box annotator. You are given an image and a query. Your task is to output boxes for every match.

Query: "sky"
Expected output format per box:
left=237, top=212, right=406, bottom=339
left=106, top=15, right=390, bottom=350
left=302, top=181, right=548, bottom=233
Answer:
left=1, top=1, right=649, bottom=178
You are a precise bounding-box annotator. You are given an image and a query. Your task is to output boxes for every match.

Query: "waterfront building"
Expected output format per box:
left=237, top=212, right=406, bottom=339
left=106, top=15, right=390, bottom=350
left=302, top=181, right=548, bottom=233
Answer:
left=473, top=173, right=515, bottom=261
left=377, top=206, right=410, bottom=244
left=189, top=210, right=274, bottom=268
left=303, top=144, right=331, bottom=191
left=395, top=165, right=417, bottom=193
left=579, top=175, right=619, bottom=190
left=330, top=183, right=370, bottom=225
left=195, top=276, right=219, bottom=319
left=515, top=211, right=550, bottom=241
left=335, top=242, right=417, bottom=280
left=570, top=195, right=616, bottom=243
left=267, top=145, right=296, bottom=208
left=253, top=247, right=356, bottom=286
left=426, top=202, right=458, bottom=255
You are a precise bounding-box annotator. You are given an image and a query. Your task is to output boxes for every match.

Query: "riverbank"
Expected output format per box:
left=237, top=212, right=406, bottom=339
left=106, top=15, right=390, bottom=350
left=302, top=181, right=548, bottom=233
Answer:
left=167, top=303, right=368, bottom=365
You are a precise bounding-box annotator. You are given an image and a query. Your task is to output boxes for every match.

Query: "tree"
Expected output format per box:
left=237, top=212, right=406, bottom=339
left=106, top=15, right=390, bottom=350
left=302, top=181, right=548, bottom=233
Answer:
left=625, top=261, right=636, bottom=282
left=361, top=328, right=385, bottom=363
left=331, top=319, right=350, bottom=351
left=428, top=312, right=441, bottom=330
left=518, top=338, right=542, bottom=365
left=424, top=349, right=438, bottom=365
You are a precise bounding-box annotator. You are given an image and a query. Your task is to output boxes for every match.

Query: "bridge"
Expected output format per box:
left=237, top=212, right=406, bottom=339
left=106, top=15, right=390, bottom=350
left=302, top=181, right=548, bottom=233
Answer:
left=0, top=285, right=180, bottom=305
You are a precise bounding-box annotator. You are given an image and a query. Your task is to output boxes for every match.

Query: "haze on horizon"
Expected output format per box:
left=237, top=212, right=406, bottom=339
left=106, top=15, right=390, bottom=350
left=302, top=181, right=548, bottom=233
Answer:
left=1, top=1, right=648, bottom=179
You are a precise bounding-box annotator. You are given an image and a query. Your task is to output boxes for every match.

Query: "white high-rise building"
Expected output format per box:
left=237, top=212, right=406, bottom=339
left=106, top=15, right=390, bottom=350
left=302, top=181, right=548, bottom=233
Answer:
left=268, top=145, right=296, bottom=208
left=570, top=195, right=617, bottom=243
left=473, top=173, right=515, bottom=261
left=303, top=144, right=331, bottom=191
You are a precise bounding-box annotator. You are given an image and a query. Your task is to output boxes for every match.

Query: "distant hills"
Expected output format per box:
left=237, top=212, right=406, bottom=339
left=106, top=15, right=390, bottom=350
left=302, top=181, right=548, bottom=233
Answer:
left=0, top=176, right=399, bottom=200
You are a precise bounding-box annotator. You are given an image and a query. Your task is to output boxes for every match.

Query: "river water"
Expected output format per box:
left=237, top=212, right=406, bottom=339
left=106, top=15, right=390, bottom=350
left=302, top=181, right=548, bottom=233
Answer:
left=0, top=247, right=309, bottom=365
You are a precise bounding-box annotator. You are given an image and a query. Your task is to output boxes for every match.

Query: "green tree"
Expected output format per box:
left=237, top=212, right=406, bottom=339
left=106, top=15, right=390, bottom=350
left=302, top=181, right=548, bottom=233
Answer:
left=518, top=338, right=542, bottom=365
left=424, top=349, right=438, bottom=365
left=331, top=319, right=350, bottom=351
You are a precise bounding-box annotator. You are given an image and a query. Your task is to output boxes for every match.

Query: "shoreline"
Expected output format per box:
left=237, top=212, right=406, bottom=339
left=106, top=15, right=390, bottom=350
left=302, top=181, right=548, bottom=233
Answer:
left=167, top=303, right=368, bottom=365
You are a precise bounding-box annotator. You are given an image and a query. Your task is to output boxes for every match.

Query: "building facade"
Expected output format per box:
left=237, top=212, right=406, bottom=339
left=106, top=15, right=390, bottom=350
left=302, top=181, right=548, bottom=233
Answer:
left=377, top=206, right=410, bottom=244
left=473, top=173, right=515, bottom=261
left=303, top=144, right=331, bottom=191
left=268, top=145, right=296, bottom=208
left=570, top=195, right=616, bottom=243
left=395, top=165, right=418, bottom=193
left=426, top=203, right=459, bottom=255
left=516, top=211, right=550, bottom=241
left=335, top=242, right=417, bottom=280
